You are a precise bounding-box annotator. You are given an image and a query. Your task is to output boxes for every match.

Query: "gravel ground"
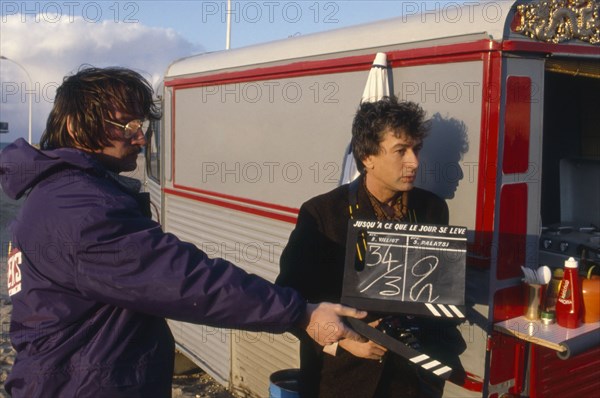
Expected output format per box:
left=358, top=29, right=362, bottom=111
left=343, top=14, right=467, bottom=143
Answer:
left=172, top=371, right=236, bottom=398
left=0, top=298, right=13, bottom=398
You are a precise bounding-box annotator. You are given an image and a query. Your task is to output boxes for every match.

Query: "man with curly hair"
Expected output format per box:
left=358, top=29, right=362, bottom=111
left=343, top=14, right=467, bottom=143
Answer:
left=278, top=96, right=464, bottom=397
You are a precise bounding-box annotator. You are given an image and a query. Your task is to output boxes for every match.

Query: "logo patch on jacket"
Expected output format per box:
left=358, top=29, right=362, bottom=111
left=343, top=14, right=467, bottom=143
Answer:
left=7, top=248, right=22, bottom=296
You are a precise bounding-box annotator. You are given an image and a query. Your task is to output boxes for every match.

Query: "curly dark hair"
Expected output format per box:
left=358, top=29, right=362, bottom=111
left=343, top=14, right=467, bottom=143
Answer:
left=351, top=96, right=429, bottom=173
left=40, top=65, right=161, bottom=150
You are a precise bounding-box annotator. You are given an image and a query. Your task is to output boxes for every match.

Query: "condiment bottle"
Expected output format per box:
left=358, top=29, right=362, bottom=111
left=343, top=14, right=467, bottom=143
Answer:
left=543, top=267, right=562, bottom=313
left=556, top=257, right=582, bottom=328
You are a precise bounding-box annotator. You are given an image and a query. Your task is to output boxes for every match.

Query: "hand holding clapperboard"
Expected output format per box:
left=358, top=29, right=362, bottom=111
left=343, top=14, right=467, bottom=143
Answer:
left=341, top=219, right=467, bottom=380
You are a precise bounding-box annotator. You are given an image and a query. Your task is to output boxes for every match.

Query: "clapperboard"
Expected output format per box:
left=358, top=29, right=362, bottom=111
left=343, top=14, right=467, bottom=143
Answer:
left=341, top=219, right=467, bottom=379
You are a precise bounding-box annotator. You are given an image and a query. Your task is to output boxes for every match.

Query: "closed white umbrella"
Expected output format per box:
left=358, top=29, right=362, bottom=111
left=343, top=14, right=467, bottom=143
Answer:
left=361, top=52, right=390, bottom=103
left=341, top=53, right=391, bottom=184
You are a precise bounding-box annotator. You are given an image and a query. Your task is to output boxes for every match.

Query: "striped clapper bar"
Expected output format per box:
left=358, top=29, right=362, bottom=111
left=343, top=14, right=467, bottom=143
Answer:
left=346, top=318, right=453, bottom=380
left=425, top=303, right=466, bottom=319
left=341, top=298, right=466, bottom=321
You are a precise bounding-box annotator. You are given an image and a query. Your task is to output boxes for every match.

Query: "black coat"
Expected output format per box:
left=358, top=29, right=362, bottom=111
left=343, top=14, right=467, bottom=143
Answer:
left=277, top=176, right=464, bottom=398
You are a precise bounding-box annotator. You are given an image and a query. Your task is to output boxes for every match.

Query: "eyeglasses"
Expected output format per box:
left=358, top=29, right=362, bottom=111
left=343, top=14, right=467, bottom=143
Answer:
left=104, top=119, right=149, bottom=139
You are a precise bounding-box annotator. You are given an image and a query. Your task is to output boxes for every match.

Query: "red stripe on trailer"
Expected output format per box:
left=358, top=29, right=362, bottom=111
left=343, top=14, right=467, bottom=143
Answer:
left=165, top=40, right=498, bottom=89
left=172, top=184, right=299, bottom=215
left=503, top=40, right=600, bottom=56
left=164, top=187, right=298, bottom=224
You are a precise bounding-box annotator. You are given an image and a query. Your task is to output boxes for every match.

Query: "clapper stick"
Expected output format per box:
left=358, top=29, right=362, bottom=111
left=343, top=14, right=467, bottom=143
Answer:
left=342, top=296, right=467, bottom=320
left=346, top=317, right=453, bottom=380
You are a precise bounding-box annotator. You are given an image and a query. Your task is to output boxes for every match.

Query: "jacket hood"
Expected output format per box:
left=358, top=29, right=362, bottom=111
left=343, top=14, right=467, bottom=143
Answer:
left=0, top=138, right=100, bottom=200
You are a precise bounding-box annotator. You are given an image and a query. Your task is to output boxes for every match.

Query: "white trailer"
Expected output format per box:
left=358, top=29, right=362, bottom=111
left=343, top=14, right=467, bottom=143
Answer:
left=144, top=1, right=600, bottom=396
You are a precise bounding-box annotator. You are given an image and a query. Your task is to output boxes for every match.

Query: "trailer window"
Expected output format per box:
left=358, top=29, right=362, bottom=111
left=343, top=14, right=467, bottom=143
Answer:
left=145, top=118, right=160, bottom=183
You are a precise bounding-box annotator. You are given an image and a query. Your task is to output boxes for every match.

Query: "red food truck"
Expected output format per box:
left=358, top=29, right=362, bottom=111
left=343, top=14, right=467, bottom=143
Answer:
left=143, top=1, right=600, bottom=396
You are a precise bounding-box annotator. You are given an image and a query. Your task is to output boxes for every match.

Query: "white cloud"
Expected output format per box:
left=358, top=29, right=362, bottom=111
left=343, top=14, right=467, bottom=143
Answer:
left=1, top=13, right=199, bottom=144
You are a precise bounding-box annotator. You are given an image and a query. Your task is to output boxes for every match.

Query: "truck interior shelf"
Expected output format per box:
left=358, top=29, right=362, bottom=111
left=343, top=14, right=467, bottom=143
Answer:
left=494, top=317, right=600, bottom=359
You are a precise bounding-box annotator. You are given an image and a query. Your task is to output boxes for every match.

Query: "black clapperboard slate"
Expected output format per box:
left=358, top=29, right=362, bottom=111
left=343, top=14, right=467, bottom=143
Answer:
left=341, top=220, right=467, bottom=379
left=341, top=219, right=467, bottom=317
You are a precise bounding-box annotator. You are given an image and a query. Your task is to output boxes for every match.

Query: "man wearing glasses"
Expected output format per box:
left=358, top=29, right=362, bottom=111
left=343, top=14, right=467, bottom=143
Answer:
left=0, top=66, right=365, bottom=398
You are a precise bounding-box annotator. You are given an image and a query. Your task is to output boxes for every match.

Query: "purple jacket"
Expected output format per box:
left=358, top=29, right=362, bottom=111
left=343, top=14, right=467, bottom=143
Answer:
left=1, top=138, right=306, bottom=397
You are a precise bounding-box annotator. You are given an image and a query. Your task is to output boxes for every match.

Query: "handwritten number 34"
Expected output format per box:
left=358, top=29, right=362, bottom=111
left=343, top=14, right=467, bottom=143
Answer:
left=364, top=245, right=403, bottom=296
left=363, top=245, right=440, bottom=302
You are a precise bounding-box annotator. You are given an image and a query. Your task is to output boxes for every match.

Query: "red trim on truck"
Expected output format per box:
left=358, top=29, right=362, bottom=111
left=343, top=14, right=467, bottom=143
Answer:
left=164, top=187, right=299, bottom=224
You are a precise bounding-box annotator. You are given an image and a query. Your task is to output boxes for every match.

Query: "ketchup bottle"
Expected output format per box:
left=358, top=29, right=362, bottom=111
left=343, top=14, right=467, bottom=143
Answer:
left=556, top=257, right=582, bottom=328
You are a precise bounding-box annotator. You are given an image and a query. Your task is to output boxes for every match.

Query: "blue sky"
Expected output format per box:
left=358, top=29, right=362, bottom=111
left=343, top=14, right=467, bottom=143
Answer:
left=0, top=1, right=466, bottom=143
left=135, top=1, right=412, bottom=52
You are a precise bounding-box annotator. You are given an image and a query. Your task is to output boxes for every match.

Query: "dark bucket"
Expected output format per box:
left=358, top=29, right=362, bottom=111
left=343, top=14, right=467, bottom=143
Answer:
left=269, top=368, right=301, bottom=398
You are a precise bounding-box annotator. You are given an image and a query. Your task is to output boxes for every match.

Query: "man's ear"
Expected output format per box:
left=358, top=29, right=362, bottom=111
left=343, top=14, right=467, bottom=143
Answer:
left=362, top=156, right=373, bottom=170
